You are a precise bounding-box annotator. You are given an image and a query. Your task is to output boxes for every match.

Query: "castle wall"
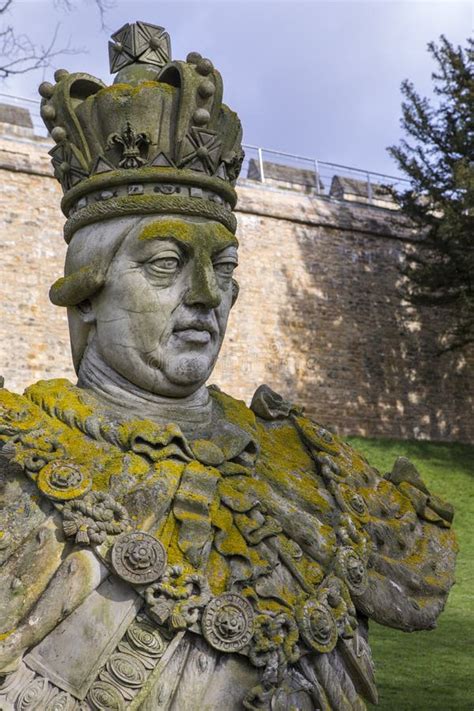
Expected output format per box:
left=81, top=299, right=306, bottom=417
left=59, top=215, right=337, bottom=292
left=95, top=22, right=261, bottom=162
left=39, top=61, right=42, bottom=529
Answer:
left=0, top=129, right=472, bottom=442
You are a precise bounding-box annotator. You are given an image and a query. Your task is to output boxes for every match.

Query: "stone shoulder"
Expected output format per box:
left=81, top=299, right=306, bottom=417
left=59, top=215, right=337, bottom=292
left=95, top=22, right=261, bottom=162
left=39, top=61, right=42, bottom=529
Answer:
left=0, top=387, right=55, bottom=567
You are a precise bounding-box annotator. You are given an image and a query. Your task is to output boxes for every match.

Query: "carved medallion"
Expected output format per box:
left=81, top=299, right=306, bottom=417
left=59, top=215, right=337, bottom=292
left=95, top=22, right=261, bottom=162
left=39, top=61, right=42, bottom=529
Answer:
left=202, top=592, right=254, bottom=652
left=111, top=531, right=167, bottom=585
left=336, top=546, right=369, bottom=595
left=88, top=680, right=125, bottom=710
left=339, top=484, right=369, bottom=522
left=348, top=493, right=368, bottom=516
left=296, top=599, right=337, bottom=653
left=37, top=460, right=91, bottom=501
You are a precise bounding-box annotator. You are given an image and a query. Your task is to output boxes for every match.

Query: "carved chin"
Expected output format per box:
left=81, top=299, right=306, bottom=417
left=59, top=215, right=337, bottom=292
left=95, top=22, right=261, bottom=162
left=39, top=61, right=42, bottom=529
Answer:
left=166, top=355, right=213, bottom=385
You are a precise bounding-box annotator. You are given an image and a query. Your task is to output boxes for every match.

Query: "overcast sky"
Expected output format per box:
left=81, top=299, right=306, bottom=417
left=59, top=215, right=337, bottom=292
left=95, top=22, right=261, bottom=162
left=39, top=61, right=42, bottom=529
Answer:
left=2, top=0, right=471, bottom=176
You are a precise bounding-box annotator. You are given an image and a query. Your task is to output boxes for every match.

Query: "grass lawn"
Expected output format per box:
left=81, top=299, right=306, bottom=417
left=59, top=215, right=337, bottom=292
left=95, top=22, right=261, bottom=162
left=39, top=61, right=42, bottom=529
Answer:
left=347, top=437, right=474, bottom=711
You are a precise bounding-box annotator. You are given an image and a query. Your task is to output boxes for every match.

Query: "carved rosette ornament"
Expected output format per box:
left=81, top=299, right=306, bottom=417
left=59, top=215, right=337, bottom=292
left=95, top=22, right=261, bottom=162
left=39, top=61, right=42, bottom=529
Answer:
left=202, top=593, right=255, bottom=653
left=110, top=531, right=167, bottom=585
left=296, top=599, right=338, bottom=654
left=37, top=460, right=91, bottom=501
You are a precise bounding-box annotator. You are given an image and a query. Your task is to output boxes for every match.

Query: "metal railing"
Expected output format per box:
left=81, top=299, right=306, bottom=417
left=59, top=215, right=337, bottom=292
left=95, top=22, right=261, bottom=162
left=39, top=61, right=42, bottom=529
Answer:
left=241, top=144, right=409, bottom=206
left=0, top=92, right=409, bottom=206
left=0, top=92, right=45, bottom=134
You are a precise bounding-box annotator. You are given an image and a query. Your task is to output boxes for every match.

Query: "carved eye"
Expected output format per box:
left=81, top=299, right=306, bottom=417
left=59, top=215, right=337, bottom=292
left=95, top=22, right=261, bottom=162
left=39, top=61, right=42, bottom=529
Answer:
left=214, top=260, right=237, bottom=276
left=147, top=256, right=180, bottom=274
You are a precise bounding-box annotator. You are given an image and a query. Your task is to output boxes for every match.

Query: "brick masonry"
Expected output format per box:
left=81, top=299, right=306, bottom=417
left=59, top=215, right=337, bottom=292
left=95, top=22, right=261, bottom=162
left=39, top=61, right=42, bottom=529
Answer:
left=0, top=128, right=472, bottom=442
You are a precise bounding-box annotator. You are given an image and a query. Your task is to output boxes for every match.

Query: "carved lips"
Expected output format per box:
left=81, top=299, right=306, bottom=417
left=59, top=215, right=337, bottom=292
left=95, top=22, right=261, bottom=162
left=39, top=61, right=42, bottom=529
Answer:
left=172, top=319, right=216, bottom=345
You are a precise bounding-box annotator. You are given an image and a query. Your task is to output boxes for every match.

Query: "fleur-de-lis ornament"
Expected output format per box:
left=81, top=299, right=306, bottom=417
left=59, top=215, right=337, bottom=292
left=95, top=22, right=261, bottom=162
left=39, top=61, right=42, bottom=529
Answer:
left=107, top=121, right=151, bottom=169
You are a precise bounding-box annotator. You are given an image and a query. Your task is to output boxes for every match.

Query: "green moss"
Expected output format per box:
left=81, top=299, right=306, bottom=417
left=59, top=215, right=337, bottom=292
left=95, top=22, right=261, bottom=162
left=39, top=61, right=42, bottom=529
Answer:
left=96, top=81, right=176, bottom=98
left=138, top=218, right=236, bottom=249
left=139, top=219, right=195, bottom=242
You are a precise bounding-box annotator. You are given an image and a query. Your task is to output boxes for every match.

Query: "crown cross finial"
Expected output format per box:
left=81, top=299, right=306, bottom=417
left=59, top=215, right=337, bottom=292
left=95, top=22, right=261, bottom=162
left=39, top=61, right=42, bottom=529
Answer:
left=107, top=122, right=151, bottom=169
left=109, top=21, right=171, bottom=74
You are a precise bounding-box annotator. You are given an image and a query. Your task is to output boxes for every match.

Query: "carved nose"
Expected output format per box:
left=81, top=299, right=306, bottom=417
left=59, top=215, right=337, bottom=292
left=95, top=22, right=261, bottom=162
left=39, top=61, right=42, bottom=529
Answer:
left=184, top=261, right=221, bottom=309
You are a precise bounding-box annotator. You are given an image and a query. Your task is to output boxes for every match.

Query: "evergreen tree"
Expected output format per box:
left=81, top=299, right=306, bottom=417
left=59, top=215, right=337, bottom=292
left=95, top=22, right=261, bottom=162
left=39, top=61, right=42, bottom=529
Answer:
left=388, top=35, right=474, bottom=351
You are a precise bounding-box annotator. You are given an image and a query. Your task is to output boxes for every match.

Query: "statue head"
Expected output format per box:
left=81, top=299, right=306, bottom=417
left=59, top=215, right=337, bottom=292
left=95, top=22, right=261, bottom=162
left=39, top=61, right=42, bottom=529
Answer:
left=40, top=21, right=244, bottom=397
left=56, top=214, right=239, bottom=396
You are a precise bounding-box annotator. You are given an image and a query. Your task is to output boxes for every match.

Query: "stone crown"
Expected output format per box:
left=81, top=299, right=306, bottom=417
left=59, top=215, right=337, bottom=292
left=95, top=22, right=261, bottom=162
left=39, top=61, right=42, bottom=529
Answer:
left=38, top=21, right=244, bottom=241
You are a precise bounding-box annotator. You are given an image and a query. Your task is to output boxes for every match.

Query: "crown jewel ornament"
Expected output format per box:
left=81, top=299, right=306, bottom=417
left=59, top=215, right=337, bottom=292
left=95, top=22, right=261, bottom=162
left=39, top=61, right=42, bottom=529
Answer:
left=108, top=22, right=171, bottom=73
left=39, top=21, right=244, bottom=242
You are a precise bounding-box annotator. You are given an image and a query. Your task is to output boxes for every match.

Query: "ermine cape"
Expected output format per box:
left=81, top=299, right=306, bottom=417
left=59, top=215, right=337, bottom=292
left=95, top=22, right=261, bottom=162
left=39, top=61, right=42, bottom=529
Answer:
left=0, top=380, right=456, bottom=710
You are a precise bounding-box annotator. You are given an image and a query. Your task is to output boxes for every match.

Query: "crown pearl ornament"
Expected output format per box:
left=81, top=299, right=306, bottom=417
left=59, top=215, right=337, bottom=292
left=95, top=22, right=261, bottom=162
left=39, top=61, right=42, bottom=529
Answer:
left=39, top=20, right=244, bottom=243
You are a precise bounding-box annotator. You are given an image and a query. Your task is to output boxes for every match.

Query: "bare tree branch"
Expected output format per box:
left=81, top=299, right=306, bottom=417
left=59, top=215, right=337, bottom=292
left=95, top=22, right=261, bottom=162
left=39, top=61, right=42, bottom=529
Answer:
left=0, top=23, right=82, bottom=79
left=54, top=0, right=114, bottom=31
left=0, top=0, right=114, bottom=78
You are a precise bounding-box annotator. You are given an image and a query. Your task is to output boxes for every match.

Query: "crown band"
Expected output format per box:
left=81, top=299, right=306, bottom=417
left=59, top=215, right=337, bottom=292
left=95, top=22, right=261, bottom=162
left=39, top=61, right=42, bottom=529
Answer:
left=63, top=193, right=237, bottom=243
left=61, top=167, right=237, bottom=216
left=68, top=182, right=232, bottom=217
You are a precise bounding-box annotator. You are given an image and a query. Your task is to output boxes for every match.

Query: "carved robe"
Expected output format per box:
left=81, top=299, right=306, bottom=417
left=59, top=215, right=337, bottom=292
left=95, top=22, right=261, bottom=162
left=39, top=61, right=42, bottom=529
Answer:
left=0, top=379, right=456, bottom=710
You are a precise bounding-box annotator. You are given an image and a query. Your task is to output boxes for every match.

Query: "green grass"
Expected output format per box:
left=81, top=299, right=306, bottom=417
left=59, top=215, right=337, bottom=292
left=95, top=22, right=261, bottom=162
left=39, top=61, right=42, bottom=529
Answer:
left=346, top=437, right=474, bottom=711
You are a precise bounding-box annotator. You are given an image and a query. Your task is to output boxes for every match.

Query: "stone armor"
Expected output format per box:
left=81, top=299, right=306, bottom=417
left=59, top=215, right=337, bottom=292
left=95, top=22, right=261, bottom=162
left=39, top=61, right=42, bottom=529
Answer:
left=0, top=379, right=456, bottom=709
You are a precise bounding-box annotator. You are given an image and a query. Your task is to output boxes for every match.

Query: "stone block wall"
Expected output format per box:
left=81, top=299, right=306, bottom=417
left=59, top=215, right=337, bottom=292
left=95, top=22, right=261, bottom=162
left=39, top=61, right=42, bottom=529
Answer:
left=0, top=125, right=472, bottom=442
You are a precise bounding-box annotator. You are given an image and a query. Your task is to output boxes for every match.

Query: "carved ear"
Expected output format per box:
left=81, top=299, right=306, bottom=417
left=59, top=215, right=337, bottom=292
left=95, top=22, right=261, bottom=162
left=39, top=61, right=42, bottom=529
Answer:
left=49, top=262, right=107, bottom=307
left=231, top=278, right=239, bottom=306
left=76, top=299, right=96, bottom=324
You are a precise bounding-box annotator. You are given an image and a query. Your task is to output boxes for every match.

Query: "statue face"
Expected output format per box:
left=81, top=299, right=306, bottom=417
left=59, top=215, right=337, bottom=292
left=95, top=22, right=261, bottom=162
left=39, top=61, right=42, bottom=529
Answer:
left=87, top=216, right=238, bottom=397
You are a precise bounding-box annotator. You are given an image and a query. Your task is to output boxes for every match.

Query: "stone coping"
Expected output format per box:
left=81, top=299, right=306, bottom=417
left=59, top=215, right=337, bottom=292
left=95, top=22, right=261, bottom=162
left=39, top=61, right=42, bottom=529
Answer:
left=0, top=131, right=416, bottom=241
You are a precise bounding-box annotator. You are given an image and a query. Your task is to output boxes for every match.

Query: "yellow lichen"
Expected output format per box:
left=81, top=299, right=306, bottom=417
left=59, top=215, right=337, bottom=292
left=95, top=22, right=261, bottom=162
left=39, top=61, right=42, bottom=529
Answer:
left=210, top=388, right=256, bottom=435
left=256, top=420, right=333, bottom=516
left=96, top=81, right=176, bottom=97
left=205, top=549, right=229, bottom=595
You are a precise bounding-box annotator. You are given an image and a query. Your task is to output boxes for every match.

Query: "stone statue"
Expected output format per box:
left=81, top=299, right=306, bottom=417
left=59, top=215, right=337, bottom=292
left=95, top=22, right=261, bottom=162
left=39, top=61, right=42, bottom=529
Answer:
left=0, top=21, right=457, bottom=710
